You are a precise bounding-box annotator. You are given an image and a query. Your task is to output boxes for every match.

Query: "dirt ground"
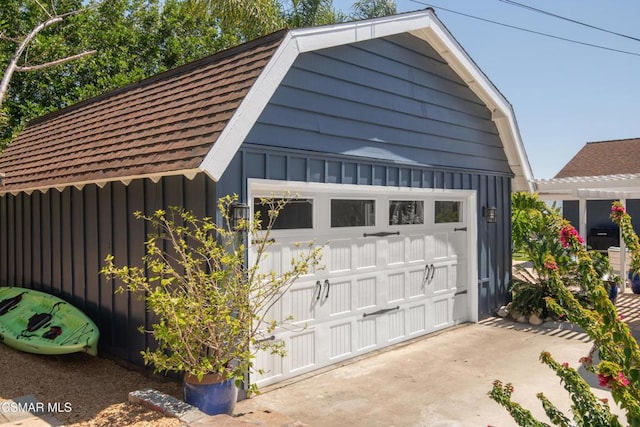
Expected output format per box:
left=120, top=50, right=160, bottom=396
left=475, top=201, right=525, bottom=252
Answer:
left=0, top=343, right=183, bottom=426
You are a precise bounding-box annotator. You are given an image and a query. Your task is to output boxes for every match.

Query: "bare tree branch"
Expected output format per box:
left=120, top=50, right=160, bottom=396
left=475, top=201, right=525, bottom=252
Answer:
left=0, top=15, right=62, bottom=107
left=0, top=5, right=95, bottom=111
left=34, top=0, right=54, bottom=19
left=15, top=49, right=96, bottom=72
left=0, top=34, right=22, bottom=43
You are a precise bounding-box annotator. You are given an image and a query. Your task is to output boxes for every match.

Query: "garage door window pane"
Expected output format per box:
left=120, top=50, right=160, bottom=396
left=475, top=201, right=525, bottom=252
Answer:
left=389, top=201, right=424, bottom=225
left=254, top=198, right=313, bottom=230
left=435, top=201, right=462, bottom=223
left=331, top=199, right=375, bottom=227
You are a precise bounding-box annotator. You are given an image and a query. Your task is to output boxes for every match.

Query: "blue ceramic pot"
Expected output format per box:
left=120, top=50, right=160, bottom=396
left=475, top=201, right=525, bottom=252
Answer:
left=628, top=271, right=640, bottom=295
left=184, top=373, right=238, bottom=415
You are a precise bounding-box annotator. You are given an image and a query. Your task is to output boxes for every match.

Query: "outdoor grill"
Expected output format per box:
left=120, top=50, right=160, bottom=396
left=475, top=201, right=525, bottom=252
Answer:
left=587, top=227, right=619, bottom=252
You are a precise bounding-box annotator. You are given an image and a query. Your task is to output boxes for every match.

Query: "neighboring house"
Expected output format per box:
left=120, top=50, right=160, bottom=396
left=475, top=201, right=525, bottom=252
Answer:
left=0, top=10, right=533, bottom=386
left=536, top=138, right=640, bottom=256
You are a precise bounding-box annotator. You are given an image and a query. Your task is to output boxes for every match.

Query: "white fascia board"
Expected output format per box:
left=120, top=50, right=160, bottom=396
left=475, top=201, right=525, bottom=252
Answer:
left=411, top=19, right=535, bottom=193
left=291, top=11, right=435, bottom=53
left=200, top=32, right=299, bottom=181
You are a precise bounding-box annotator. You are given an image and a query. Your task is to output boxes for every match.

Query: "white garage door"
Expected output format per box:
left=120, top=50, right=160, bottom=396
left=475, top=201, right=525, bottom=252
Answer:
left=249, top=180, right=477, bottom=387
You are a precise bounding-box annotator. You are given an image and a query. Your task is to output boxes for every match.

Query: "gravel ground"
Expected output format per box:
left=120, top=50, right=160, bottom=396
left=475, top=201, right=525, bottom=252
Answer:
left=0, top=343, right=183, bottom=426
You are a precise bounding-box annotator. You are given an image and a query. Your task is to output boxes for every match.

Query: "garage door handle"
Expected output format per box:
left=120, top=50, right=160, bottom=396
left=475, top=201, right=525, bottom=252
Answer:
left=363, top=231, right=400, bottom=238
left=324, top=279, right=331, bottom=298
left=315, top=281, right=322, bottom=300
left=422, top=264, right=431, bottom=287
left=454, top=227, right=467, bottom=232
left=422, top=264, right=435, bottom=287
left=255, top=335, right=275, bottom=344
left=363, top=306, right=400, bottom=318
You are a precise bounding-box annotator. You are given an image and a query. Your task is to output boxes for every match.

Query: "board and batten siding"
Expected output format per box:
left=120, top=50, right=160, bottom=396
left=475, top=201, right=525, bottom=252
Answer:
left=0, top=174, right=217, bottom=364
left=245, top=33, right=510, bottom=175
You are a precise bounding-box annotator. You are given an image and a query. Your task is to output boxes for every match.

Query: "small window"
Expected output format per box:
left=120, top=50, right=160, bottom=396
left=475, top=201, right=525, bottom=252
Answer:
left=389, top=201, right=424, bottom=225
left=331, top=199, right=375, bottom=228
left=254, top=198, right=313, bottom=230
left=435, top=201, right=462, bottom=223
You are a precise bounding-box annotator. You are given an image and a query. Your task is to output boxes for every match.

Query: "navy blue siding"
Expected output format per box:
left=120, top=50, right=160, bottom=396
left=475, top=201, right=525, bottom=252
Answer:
left=245, top=34, right=509, bottom=175
left=219, top=146, right=512, bottom=318
left=0, top=175, right=217, bottom=365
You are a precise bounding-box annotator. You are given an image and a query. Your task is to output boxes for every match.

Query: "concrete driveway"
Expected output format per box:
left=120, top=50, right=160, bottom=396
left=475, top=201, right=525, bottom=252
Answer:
left=235, top=313, right=634, bottom=426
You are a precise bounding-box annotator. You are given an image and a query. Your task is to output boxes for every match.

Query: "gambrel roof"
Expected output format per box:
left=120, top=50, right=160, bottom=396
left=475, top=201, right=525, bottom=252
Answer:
left=0, top=9, right=534, bottom=194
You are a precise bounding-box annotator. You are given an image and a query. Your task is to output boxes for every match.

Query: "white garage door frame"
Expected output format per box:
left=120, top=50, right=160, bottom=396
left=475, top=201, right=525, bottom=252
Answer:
left=248, top=179, right=478, bottom=386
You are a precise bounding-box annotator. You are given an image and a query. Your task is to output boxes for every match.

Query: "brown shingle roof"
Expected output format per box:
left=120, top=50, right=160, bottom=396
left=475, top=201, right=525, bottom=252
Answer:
left=554, top=138, right=640, bottom=179
left=0, top=29, right=288, bottom=193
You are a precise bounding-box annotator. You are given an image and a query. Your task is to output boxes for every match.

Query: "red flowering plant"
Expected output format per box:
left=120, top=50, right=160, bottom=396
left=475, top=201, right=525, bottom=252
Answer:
left=545, top=217, right=640, bottom=420
left=509, top=193, right=614, bottom=319
left=559, top=223, right=584, bottom=251
left=510, top=193, right=576, bottom=318
left=611, top=201, right=640, bottom=278
left=490, top=197, right=640, bottom=426
left=491, top=352, right=622, bottom=427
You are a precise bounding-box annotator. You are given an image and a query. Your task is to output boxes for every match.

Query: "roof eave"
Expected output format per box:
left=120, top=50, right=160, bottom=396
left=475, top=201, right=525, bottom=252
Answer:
left=0, top=169, right=203, bottom=196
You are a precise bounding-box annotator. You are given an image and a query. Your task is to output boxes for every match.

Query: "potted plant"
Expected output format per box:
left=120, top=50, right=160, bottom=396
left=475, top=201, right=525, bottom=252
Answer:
left=101, top=194, right=323, bottom=415
left=628, top=270, right=640, bottom=294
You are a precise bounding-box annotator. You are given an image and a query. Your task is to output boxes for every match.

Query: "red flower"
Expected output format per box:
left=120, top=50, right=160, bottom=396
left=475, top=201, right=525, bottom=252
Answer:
left=544, top=259, right=558, bottom=271
left=559, top=224, right=585, bottom=248
left=611, top=204, right=627, bottom=222
left=562, top=362, right=569, bottom=368
left=611, top=205, right=626, bottom=215
left=597, top=372, right=630, bottom=388
left=598, top=373, right=611, bottom=387
left=616, top=372, right=630, bottom=387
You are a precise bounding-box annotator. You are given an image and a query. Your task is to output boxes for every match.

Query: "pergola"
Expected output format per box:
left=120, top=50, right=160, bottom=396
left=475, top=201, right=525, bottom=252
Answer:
left=535, top=173, right=640, bottom=289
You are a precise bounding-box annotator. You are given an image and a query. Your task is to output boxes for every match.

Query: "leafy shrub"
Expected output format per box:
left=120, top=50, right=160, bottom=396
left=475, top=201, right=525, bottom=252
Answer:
left=101, top=194, right=323, bottom=394
left=490, top=198, right=640, bottom=426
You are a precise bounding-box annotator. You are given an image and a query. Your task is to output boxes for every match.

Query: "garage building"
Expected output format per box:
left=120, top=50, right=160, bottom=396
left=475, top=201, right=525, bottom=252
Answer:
left=0, top=9, right=534, bottom=384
